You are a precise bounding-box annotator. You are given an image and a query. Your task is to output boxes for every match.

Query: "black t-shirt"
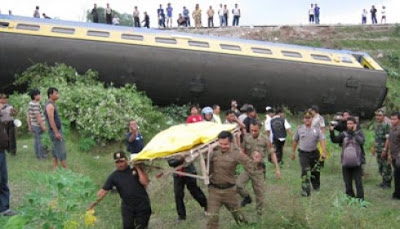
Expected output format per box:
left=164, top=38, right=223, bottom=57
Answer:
left=243, top=117, right=256, bottom=133
left=103, top=167, right=150, bottom=209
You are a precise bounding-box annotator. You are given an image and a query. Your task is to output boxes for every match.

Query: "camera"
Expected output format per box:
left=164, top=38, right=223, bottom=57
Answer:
left=330, top=121, right=338, bottom=126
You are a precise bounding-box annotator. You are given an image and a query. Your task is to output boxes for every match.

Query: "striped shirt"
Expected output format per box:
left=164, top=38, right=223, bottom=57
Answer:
left=28, top=101, right=44, bottom=126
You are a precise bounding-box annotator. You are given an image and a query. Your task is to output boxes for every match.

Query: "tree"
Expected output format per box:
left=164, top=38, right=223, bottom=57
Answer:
left=86, top=7, right=133, bottom=27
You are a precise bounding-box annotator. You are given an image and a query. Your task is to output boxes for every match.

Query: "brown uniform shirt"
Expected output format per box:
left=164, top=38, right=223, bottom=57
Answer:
left=389, top=124, right=400, bottom=158
left=242, top=133, right=269, bottom=158
left=209, top=146, right=255, bottom=185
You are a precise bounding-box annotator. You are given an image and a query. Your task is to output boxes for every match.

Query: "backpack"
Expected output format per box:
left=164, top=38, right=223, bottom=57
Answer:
left=341, top=132, right=362, bottom=168
left=271, top=117, right=287, bottom=140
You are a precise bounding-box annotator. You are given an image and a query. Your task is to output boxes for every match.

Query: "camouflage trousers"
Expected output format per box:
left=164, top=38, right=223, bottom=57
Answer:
left=236, top=169, right=265, bottom=215
left=376, top=152, right=392, bottom=184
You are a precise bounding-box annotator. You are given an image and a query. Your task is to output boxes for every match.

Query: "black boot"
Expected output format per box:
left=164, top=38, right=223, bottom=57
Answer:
left=241, top=196, right=252, bottom=207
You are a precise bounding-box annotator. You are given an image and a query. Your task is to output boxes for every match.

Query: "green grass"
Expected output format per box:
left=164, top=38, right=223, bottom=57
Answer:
left=1, top=120, right=400, bottom=228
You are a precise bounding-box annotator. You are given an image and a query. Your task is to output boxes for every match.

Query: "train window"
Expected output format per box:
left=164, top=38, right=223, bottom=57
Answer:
left=51, top=27, right=75, bottom=34
left=155, top=37, right=177, bottom=44
left=251, top=48, right=273, bottom=55
left=0, top=22, right=10, bottom=28
left=16, top=24, right=40, bottom=31
left=188, top=41, right=210, bottom=48
left=281, top=51, right=302, bottom=58
left=87, top=30, right=110, bottom=38
left=311, top=54, right=331, bottom=61
left=121, top=34, right=144, bottom=41
left=341, top=57, right=353, bottom=63
left=220, top=44, right=241, bottom=51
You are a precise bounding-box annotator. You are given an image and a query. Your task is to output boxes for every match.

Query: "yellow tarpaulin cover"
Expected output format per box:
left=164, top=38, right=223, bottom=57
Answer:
left=134, top=122, right=237, bottom=161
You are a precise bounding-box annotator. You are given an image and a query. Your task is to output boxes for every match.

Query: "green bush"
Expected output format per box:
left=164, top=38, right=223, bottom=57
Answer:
left=11, top=63, right=168, bottom=142
left=2, top=169, right=97, bottom=229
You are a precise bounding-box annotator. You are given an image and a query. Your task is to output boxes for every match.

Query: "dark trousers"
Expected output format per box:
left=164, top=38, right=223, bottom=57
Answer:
left=185, top=17, right=190, bottom=27
left=208, top=17, right=214, bottom=28
left=121, top=203, right=151, bottom=229
left=232, top=16, right=240, bottom=26
left=299, top=150, right=320, bottom=195
left=173, top=174, right=207, bottom=219
left=342, top=166, right=364, bottom=199
left=144, top=21, right=149, bottom=28
left=392, top=158, right=400, bottom=198
left=0, top=151, right=10, bottom=213
left=372, top=15, right=377, bottom=24
left=224, top=14, right=228, bottom=26
left=93, top=16, right=99, bottom=23
left=273, top=139, right=285, bottom=163
left=3, top=121, right=16, bottom=155
left=134, top=17, right=141, bottom=27
left=106, top=13, right=112, bottom=24
left=362, top=16, right=367, bottom=24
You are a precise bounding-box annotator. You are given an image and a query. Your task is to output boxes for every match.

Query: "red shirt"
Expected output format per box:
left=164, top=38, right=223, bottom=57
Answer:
left=186, top=115, right=203, bottom=123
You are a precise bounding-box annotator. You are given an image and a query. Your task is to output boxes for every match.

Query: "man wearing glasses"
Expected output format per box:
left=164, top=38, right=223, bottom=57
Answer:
left=291, top=111, right=326, bottom=197
left=88, top=151, right=151, bottom=229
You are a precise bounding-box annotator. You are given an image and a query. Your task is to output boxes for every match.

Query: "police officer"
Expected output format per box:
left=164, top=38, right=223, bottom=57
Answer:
left=237, top=120, right=280, bottom=215
left=89, top=151, right=151, bottom=229
left=291, top=112, right=326, bottom=197
left=372, top=109, right=391, bottom=189
left=207, top=131, right=259, bottom=229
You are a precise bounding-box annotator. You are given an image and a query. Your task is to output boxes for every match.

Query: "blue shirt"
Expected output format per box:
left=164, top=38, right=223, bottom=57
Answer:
left=166, top=7, right=173, bottom=17
left=315, top=7, right=320, bottom=15
left=126, top=132, right=144, bottom=154
left=183, top=9, right=189, bottom=18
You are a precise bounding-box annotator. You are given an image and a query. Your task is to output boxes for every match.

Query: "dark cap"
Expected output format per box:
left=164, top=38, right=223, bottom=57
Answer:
left=303, top=111, right=313, bottom=118
left=113, top=151, right=127, bottom=162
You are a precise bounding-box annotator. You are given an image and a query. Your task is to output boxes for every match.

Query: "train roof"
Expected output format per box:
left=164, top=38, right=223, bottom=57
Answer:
left=0, top=14, right=383, bottom=71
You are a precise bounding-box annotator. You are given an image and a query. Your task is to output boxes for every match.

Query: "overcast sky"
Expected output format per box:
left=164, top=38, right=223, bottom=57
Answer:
left=1, top=0, right=399, bottom=27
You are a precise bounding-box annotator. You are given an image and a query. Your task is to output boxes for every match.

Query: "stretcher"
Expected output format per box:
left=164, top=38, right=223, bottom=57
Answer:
left=131, top=122, right=241, bottom=185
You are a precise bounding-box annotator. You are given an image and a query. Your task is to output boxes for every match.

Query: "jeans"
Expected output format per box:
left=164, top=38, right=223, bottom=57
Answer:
left=232, top=16, right=240, bottom=26
left=342, top=166, right=364, bottom=199
left=0, top=151, right=10, bottom=212
left=362, top=16, right=367, bottom=24
left=219, top=16, right=225, bottom=27
left=372, top=15, right=377, bottom=24
left=32, top=126, right=46, bottom=159
left=315, top=14, right=320, bottom=24
left=184, top=17, right=190, bottom=27
left=208, top=17, right=214, bottom=28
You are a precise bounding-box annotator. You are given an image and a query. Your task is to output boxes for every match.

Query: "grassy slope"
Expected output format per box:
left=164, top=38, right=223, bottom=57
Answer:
left=2, top=25, right=400, bottom=228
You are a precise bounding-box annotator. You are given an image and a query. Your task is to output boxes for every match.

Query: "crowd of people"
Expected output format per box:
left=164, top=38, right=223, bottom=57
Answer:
left=1, top=93, right=400, bottom=228
left=89, top=2, right=242, bottom=29
left=362, top=5, right=387, bottom=25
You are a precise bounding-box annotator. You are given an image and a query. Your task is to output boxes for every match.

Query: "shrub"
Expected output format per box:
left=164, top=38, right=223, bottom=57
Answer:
left=11, top=63, right=168, bottom=142
left=3, top=169, right=97, bottom=229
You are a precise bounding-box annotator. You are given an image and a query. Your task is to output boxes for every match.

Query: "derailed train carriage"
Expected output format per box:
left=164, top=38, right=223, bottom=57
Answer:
left=0, top=15, right=387, bottom=117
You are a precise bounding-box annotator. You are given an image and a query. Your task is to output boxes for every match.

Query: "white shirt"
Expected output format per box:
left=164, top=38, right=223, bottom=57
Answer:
left=218, top=8, right=224, bottom=16
left=112, top=17, right=120, bottom=25
left=266, top=115, right=291, bottom=142
left=213, top=114, right=222, bottom=124
left=382, top=10, right=386, bottom=16
left=0, top=104, right=14, bottom=122
left=238, top=114, right=247, bottom=123
left=232, top=8, right=240, bottom=16
left=312, top=114, right=325, bottom=130
left=309, top=7, right=315, bottom=15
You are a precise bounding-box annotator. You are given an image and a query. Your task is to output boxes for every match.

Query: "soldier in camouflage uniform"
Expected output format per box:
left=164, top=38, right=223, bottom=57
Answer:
left=372, top=109, right=391, bottom=188
left=236, top=120, right=281, bottom=215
